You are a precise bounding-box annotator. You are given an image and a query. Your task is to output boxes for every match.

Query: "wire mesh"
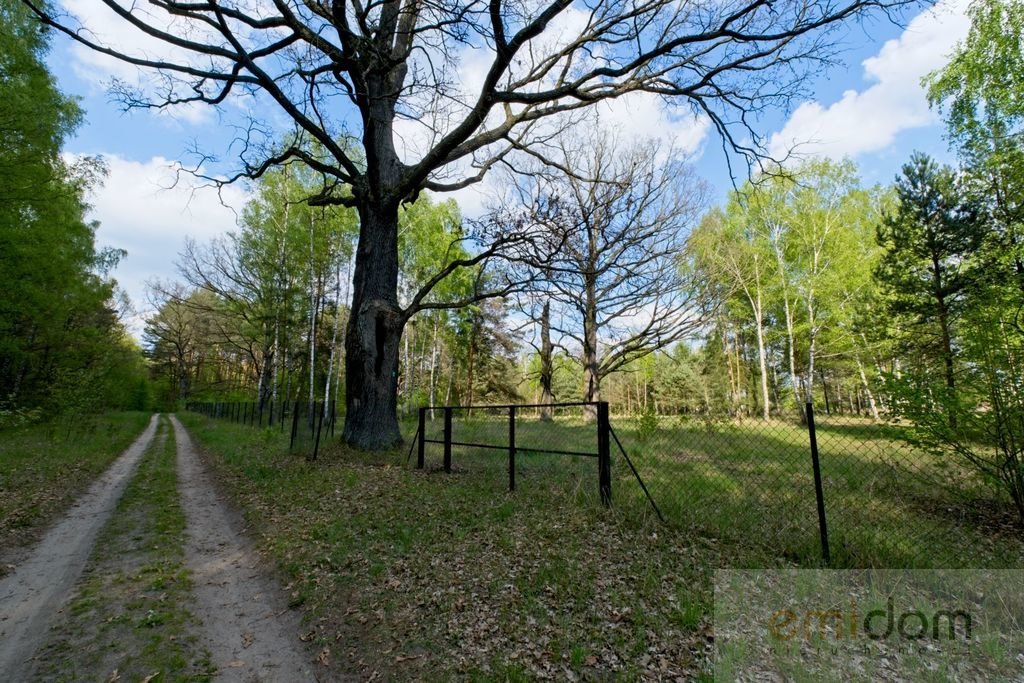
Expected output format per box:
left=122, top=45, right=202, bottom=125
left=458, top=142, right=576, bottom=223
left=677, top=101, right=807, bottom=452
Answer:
left=186, top=399, right=337, bottom=459
left=418, top=403, right=600, bottom=501
left=185, top=399, right=1024, bottom=568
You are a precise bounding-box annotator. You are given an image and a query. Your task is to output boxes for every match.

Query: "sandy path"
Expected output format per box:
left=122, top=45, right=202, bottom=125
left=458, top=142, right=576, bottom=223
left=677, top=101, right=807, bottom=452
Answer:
left=0, top=413, right=160, bottom=680
left=169, top=415, right=315, bottom=682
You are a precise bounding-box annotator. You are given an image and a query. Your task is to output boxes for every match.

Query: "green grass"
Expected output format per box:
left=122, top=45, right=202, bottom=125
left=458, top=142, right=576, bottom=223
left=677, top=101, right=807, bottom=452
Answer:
left=0, top=411, right=153, bottom=561
left=425, top=413, right=1024, bottom=568
left=180, top=411, right=784, bottom=680
left=180, top=410, right=1024, bottom=679
left=34, top=415, right=213, bottom=682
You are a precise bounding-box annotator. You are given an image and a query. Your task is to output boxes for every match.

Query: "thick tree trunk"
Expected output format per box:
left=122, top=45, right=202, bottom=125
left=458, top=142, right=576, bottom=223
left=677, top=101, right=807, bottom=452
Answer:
left=308, top=213, right=318, bottom=424
left=342, top=199, right=404, bottom=450
left=539, top=301, right=554, bottom=420
left=582, top=278, right=600, bottom=422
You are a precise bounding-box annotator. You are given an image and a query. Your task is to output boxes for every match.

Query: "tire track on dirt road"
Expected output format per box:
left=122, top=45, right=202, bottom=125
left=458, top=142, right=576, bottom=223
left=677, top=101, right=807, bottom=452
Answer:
left=169, top=415, right=316, bottom=682
left=0, top=413, right=159, bottom=681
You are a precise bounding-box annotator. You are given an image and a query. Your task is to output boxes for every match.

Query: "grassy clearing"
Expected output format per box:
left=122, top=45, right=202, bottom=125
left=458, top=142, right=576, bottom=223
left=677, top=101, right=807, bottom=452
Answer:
left=0, top=411, right=152, bottom=564
left=179, top=412, right=787, bottom=680
left=180, top=410, right=1023, bottom=679
left=33, top=415, right=213, bottom=682
left=427, top=413, right=1024, bottom=568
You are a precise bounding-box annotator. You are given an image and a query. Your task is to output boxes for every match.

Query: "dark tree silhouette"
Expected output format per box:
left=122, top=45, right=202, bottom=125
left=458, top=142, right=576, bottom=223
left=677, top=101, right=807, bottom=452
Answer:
left=24, top=0, right=917, bottom=448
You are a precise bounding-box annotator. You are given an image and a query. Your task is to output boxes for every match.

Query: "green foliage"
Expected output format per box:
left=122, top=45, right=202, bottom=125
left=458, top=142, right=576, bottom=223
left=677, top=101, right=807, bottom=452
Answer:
left=875, top=153, right=982, bottom=387
left=635, top=408, right=659, bottom=443
left=0, top=4, right=148, bottom=414
left=928, top=0, right=1024, bottom=338
left=886, top=250, right=1024, bottom=524
left=927, top=0, right=1024, bottom=162
left=687, top=158, right=881, bottom=418
left=876, top=154, right=980, bottom=318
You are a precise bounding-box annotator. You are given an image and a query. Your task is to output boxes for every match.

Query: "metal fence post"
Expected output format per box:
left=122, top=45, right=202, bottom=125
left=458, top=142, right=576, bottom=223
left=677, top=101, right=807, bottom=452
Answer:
left=417, top=407, right=426, bottom=469
left=443, top=407, right=452, bottom=473
left=509, top=405, right=516, bottom=492
left=598, top=401, right=611, bottom=506
left=806, top=401, right=831, bottom=565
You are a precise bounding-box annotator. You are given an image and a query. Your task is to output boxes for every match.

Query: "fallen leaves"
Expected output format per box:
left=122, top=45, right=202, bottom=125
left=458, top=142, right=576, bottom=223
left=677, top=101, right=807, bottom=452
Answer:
left=192, top=425, right=727, bottom=681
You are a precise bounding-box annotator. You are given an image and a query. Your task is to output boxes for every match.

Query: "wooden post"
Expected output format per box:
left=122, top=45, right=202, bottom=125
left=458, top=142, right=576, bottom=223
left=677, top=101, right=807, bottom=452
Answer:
left=443, top=407, right=452, bottom=473
left=597, top=401, right=611, bottom=506
left=417, top=407, right=426, bottom=469
left=509, top=405, right=516, bottom=492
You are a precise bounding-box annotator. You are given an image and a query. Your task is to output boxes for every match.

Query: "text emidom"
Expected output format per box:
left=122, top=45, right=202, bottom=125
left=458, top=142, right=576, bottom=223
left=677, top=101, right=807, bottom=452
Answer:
left=768, top=597, right=972, bottom=642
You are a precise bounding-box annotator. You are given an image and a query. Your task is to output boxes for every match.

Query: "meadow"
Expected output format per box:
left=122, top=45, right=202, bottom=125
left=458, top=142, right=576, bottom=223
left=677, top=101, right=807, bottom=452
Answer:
left=180, top=408, right=1024, bottom=678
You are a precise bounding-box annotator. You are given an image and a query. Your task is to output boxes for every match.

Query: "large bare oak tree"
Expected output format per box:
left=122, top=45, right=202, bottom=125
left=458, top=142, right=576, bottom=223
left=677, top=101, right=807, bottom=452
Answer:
left=24, top=0, right=916, bottom=449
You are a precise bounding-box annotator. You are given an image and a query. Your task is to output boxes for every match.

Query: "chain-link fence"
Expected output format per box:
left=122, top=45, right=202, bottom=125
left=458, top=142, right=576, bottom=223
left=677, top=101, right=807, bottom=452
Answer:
left=610, top=403, right=1024, bottom=568
left=186, top=399, right=1023, bottom=568
left=412, top=403, right=608, bottom=507
left=414, top=401, right=1023, bottom=568
left=185, top=399, right=338, bottom=459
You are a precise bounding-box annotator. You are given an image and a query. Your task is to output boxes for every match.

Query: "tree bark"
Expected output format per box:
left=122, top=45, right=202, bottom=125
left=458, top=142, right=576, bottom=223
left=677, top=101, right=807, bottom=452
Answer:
left=749, top=285, right=770, bottom=420
left=428, top=319, right=439, bottom=420
left=342, top=199, right=404, bottom=450
left=582, top=273, right=600, bottom=421
left=323, top=249, right=344, bottom=419
left=308, top=212, right=318, bottom=423
left=539, top=301, right=554, bottom=420
left=856, top=357, right=880, bottom=421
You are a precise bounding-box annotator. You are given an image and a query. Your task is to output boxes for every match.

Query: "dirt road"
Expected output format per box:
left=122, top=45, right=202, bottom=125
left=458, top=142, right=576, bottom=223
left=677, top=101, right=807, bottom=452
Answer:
left=170, top=415, right=315, bottom=681
left=0, top=414, right=159, bottom=680
left=0, top=415, right=316, bottom=681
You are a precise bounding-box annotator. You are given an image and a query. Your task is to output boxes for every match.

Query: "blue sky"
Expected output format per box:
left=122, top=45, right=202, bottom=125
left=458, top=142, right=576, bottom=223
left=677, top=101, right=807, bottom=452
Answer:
left=44, top=0, right=971, bottom=333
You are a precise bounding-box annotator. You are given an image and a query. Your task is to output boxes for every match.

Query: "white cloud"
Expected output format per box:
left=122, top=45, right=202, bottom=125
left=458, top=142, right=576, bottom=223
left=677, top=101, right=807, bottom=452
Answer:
left=768, top=0, right=971, bottom=160
left=68, top=154, right=248, bottom=334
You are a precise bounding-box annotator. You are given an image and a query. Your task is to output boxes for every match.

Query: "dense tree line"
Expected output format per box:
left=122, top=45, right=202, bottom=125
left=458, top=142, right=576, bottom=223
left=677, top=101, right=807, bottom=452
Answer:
left=146, top=167, right=521, bottom=416
left=0, top=5, right=147, bottom=422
